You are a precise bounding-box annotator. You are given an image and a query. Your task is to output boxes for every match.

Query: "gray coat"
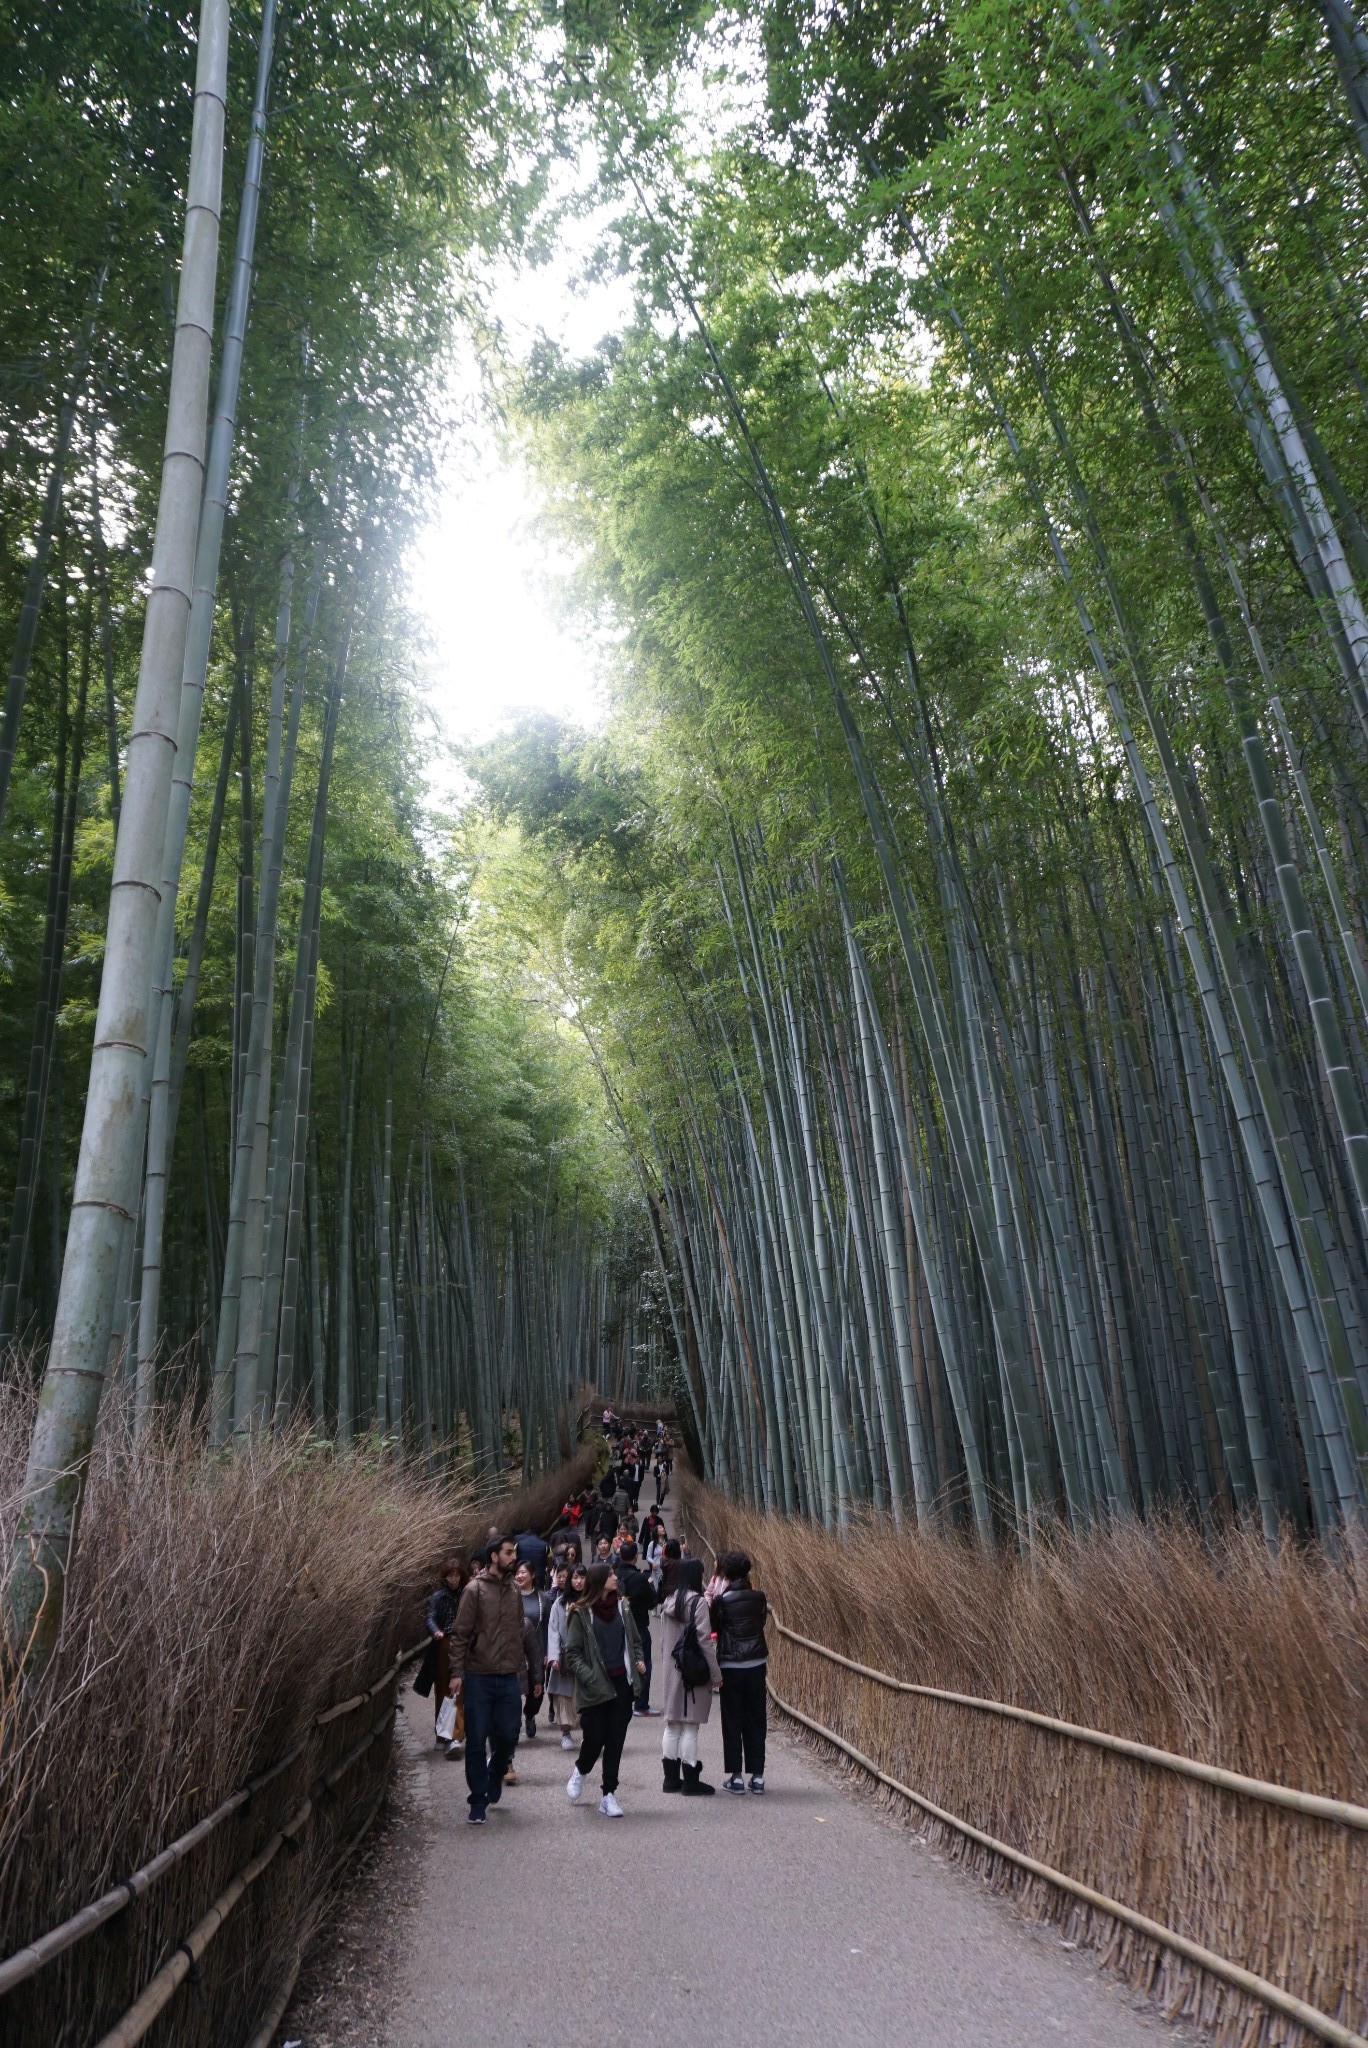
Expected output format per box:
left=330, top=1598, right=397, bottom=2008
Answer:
left=546, top=1593, right=575, bottom=1697
left=659, top=1586, right=721, bottom=1725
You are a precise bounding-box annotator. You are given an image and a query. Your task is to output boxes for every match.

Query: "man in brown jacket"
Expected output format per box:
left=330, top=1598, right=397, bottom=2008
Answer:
left=448, top=1533, right=527, bottom=1823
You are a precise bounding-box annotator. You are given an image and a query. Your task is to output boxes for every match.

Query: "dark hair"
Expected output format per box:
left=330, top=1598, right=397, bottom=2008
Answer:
left=717, top=1548, right=752, bottom=1583
left=676, top=1557, right=705, bottom=1595
left=481, top=1532, right=513, bottom=1565
left=663, top=1538, right=681, bottom=1559
left=619, top=1541, right=638, bottom=1562
left=574, top=1562, right=613, bottom=1611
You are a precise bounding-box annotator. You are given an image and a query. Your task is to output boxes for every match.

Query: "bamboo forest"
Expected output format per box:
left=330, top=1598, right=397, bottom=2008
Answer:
left=7, top=0, right=1368, bottom=1642
left=6, top=6, right=1368, bottom=2045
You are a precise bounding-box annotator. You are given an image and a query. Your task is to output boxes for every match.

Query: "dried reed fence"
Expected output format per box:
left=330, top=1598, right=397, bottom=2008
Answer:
left=680, top=1475, right=1367, bottom=2048
left=0, top=1384, right=599, bottom=2048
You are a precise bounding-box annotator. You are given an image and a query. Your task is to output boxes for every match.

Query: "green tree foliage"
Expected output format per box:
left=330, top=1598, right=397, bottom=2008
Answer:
left=465, top=0, right=1368, bottom=1538
left=0, top=0, right=649, bottom=1549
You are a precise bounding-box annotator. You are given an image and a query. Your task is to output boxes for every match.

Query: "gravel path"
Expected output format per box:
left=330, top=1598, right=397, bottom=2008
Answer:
left=279, top=1491, right=1192, bottom=2048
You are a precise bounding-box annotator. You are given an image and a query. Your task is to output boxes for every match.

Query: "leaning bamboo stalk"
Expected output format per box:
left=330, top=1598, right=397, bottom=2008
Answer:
left=3, top=0, right=231, bottom=1667
left=136, top=0, right=279, bottom=1430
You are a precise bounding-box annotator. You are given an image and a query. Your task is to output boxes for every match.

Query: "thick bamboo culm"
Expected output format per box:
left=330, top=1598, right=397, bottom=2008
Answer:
left=683, top=1489, right=1366, bottom=2047
left=770, top=1686, right=1368, bottom=2048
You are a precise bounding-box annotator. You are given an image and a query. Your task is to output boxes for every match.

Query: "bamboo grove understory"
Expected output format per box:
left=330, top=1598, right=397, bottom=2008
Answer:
left=0, top=0, right=657, bottom=1664
left=6, top=0, right=1368, bottom=1665
left=478, top=0, right=1368, bottom=1548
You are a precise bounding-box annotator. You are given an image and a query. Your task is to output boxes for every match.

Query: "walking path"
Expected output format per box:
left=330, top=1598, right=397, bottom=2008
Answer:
left=377, top=1487, right=1187, bottom=2048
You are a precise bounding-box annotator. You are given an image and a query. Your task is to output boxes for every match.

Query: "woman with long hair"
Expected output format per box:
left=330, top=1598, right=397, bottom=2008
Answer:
left=546, top=1562, right=586, bottom=1750
left=659, top=1556, right=721, bottom=1795
left=415, top=1553, right=468, bottom=1755
left=561, top=1563, right=644, bottom=1817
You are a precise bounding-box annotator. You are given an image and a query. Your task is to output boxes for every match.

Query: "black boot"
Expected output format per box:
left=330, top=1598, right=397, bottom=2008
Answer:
left=681, top=1761, right=715, bottom=1796
left=662, top=1756, right=683, bottom=1794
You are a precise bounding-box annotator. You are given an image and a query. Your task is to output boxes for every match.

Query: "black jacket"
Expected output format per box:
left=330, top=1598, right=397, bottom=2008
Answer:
left=425, top=1584, right=461, bottom=1636
left=618, top=1564, right=658, bottom=1637
left=710, top=1584, right=769, bottom=1666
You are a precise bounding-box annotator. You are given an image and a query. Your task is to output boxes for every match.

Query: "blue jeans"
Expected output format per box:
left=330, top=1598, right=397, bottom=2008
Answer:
left=462, top=1672, right=522, bottom=1811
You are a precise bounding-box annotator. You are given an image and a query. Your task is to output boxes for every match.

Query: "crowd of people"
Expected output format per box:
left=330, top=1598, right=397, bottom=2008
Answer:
left=413, top=1416, right=769, bottom=1824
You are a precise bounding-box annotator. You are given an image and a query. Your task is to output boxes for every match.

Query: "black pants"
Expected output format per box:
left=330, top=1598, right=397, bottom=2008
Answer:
left=720, top=1664, right=767, bottom=1777
left=524, top=1677, right=541, bottom=1735
left=576, top=1676, right=635, bottom=1793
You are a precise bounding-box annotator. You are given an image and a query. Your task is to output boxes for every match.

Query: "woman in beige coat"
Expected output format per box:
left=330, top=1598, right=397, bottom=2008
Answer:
left=658, top=1557, right=722, bottom=1796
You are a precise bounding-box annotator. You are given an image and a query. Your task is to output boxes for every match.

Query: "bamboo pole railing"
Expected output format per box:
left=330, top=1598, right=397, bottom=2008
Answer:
left=682, top=1513, right=1365, bottom=1829
left=0, top=1637, right=427, bottom=2012
left=769, top=1684, right=1368, bottom=2048
left=682, top=1507, right=1365, bottom=2045
left=770, top=1619, right=1368, bottom=1829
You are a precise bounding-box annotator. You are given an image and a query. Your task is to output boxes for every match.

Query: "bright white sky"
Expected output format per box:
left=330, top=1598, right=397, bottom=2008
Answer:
left=406, top=212, right=636, bottom=776
left=408, top=37, right=765, bottom=792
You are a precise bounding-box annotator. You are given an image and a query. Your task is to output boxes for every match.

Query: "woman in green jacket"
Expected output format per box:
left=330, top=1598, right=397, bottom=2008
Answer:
left=562, top=1564, right=645, bottom=1817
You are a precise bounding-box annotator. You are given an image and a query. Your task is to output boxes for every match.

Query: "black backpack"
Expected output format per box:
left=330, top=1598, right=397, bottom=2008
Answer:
left=671, top=1595, right=711, bottom=1693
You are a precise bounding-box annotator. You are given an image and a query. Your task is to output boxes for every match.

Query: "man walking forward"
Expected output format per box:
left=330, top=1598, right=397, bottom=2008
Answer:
left=448, top=1534, right=527, bottom=1824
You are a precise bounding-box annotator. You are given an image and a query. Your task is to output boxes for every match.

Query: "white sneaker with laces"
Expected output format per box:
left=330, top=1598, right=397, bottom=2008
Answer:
left=566, top=1767, right=584, bottom=1802
left=600, top=1792, right=624, bottom=1817
left=560, top=1732, right=575, bottom=1751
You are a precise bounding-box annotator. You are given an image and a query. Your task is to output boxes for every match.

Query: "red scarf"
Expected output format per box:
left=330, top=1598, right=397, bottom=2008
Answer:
left=591, top=1590, right=620, bottom=1620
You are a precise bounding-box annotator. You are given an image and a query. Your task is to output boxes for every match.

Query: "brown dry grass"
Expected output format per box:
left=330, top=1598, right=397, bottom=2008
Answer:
left=681, top=1477, right=1368, bottom=2048
left=0, top=1383, right=600, bottom=2048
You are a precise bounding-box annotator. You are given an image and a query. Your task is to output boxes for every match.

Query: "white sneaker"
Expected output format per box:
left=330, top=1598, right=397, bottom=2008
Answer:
left=599, top=1792, right=624, bottom=1817
left=566, top=1768, right=584, bottom=1802
left=560, top=1732, right=575, bottom=1751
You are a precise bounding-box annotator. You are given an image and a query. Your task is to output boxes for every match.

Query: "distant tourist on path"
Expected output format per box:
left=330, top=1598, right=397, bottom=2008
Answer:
left=659, top=1556, right=721, bottom=1796
left=709, top=1548, right=769, bottom=1795
left=447, top=1533, right=527, bottom=1824
left=562, top=1563, right=645, bottom=1817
